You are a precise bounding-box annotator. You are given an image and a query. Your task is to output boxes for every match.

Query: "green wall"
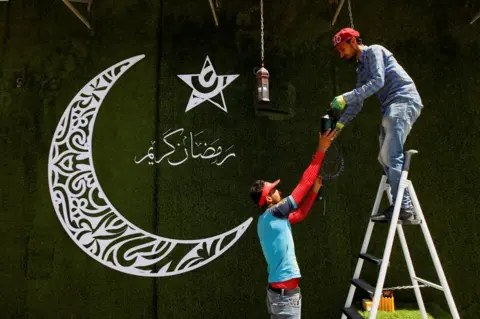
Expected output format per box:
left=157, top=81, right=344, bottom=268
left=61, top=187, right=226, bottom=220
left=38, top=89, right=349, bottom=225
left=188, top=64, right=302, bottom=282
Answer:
left=0, top=0, right=479, bottom=318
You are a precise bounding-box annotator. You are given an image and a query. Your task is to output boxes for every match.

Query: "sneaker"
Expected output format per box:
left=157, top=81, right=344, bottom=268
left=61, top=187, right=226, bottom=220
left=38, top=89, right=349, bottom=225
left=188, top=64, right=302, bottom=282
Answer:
left=371, top=205, right=415, bottom=221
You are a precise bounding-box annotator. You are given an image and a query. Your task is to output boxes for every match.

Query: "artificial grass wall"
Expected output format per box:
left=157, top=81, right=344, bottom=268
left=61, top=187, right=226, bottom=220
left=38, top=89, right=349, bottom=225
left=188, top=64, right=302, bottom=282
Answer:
left=0, top=0, right=479, bottom=318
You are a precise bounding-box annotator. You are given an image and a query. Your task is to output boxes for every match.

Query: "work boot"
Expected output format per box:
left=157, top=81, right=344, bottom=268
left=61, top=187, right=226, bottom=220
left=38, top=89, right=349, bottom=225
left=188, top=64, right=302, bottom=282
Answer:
left=371, top=205, right=415, bottom=221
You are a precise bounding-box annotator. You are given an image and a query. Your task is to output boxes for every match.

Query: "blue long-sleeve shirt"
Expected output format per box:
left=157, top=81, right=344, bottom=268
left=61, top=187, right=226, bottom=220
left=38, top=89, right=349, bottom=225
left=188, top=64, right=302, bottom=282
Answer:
left=339, top=45, right=423, bottom=127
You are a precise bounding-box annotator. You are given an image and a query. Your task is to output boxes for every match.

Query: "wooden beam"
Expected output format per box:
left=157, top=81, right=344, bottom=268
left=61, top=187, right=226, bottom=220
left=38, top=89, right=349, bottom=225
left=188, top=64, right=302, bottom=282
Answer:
left=331, top=0, right=346, bottom=26
left=208, top=0, right=219, bottom=26
left=471, top=10, right=480, bottom=24
left=62, top=0, right=91, bottom=29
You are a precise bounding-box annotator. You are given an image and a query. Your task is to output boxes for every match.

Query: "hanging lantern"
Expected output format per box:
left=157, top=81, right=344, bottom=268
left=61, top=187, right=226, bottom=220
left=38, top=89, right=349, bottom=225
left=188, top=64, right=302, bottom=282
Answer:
left=254, top=0, right=270, bottom=104
left=256, top=64, right=270, bottom=104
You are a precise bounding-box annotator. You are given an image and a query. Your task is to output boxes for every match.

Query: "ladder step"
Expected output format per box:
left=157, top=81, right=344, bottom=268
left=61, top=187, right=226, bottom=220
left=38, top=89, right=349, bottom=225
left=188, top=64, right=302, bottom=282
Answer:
left=351, top=278, right=375, bottom=297
left=359, top=253, right=382, bottom=265
left=342, top=307, right=364, bottom=319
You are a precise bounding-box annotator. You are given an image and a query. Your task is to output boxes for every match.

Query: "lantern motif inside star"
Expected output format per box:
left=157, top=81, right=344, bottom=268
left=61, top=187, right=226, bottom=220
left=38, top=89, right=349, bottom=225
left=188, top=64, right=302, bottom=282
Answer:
left=255, top=65, right=270, bottom=104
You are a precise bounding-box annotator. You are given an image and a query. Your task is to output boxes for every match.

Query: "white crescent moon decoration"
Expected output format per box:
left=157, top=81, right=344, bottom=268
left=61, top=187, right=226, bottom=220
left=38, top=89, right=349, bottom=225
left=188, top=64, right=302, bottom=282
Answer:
left=48, top=55, right=252, bottom=277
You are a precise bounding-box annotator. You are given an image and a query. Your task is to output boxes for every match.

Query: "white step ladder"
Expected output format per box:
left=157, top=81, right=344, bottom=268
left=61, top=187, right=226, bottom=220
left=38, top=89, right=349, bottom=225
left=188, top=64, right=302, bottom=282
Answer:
left=341, top=150, right=460, bottom=319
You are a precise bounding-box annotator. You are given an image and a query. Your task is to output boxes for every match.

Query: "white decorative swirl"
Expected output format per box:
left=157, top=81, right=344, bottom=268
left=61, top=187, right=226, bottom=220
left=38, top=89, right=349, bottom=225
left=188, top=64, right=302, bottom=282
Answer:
left=48, top=55, right=252, bottom=276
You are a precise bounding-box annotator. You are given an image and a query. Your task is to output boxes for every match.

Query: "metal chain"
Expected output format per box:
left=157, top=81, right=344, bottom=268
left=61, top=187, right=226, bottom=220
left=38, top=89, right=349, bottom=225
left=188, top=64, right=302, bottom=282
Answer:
left=383, top=284, right=427, bottom=291
left=260, top=0, right=264, bottom=63
left=347, top=0, right=354, bottom=29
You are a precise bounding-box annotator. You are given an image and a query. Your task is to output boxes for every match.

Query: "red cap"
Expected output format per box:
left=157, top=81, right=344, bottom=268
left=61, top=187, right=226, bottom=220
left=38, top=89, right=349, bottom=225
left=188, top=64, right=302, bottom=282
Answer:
left=258, top=179, right=280, bottom=207
left=332, top=27, right=360, bottom=50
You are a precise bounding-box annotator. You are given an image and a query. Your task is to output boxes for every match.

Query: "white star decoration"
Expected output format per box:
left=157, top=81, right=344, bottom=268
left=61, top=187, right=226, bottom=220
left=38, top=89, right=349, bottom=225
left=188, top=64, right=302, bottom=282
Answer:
left=177, top=56, right=239, bottom=113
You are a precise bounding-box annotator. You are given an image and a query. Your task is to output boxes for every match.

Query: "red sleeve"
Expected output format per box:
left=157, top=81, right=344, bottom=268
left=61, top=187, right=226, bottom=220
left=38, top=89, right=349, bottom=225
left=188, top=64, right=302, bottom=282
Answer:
left=290, top=150, right=325, bottom=205
left=288, top=191, right=318, bottom=225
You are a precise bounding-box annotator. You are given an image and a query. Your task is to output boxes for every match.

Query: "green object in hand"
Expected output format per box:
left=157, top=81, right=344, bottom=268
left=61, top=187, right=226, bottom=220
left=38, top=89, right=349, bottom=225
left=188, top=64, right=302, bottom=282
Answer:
left=330, top=95, right=346, bottom=110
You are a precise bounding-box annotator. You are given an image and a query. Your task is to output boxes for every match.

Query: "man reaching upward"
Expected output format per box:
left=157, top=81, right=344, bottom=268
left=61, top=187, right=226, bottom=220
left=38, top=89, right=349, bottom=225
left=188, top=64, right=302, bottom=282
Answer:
left=250, top=129, right=336, bottom=318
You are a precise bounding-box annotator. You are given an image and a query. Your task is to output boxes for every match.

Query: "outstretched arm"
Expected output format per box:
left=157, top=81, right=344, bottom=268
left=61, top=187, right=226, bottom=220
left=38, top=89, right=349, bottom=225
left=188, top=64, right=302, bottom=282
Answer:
left=269, top=131, right=335, bottom=220
left=333, top=47, right=387, bottom=130
left=290, top=149, right=325, bottom=205
left=289, top=176, right=322, bottom=225
left=337, top=100, right=364, bottom=129
left=290, top=130, right=336, bottom=204
left=343, top=46, right=386, bottom=105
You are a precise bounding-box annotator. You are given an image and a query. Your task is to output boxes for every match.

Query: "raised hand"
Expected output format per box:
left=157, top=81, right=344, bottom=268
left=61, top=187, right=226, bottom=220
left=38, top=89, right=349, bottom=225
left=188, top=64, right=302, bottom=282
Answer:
left=318, top=129, right=338, bottom=152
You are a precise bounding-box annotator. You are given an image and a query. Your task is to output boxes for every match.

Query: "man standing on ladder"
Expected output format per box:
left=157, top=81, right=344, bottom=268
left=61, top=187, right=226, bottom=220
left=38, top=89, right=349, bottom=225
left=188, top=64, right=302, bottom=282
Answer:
left=330, top=27, right=423, bottom=221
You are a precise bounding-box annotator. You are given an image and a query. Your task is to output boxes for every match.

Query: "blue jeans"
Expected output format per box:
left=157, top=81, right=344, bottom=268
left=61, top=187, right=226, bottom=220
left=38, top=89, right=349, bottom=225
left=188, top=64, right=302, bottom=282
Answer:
left=266, top=287, right=302, bottom=318
left=378, top=100, right=421, bottom=208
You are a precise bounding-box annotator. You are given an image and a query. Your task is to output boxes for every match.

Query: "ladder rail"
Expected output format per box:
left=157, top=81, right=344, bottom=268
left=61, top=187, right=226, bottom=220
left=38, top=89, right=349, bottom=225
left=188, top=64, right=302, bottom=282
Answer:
left=396, top=224, right=428, bottom=319
left=341, top=175, right=388, bottom=319
left=408, top=183, right=461, bottom=319
left=368, top=173, right=408, bottom=319
left=387, top=182, right=428, bottom=319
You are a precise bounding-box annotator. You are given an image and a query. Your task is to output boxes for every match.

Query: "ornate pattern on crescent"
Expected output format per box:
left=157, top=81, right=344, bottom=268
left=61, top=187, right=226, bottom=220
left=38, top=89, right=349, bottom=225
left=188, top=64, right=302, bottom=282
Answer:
left=48, top=55, right=252, bottom=277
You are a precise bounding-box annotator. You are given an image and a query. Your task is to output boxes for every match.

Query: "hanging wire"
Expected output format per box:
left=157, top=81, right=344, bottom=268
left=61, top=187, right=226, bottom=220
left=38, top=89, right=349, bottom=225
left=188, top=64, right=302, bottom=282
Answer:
left=260, top=0, right=264, bottom=64
left=347, top=0, right=354, bottom=29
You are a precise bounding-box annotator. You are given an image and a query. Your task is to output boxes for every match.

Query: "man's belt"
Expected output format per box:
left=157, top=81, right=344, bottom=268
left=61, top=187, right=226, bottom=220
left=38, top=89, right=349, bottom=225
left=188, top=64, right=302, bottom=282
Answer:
left=268, top=286, right=300, bottom=296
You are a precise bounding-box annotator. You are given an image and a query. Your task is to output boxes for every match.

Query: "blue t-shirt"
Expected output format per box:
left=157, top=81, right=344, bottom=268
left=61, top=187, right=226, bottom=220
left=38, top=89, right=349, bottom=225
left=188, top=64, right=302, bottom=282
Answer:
left=257, top=195, right=301, bottom=283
